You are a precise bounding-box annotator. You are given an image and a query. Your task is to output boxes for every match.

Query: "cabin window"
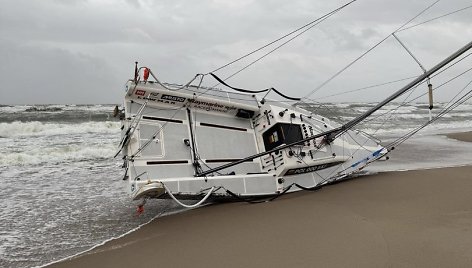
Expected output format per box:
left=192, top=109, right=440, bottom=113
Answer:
left=263, top=123, right=303, bottom=151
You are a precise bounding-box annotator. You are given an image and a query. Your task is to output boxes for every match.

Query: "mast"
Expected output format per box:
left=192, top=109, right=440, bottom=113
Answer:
left=340, top=40, right=472, bottom=134
left=197, top=40, right=472, bottom=177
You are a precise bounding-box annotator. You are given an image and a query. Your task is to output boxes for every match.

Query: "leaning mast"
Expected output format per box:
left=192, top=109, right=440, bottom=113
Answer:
left=197, top=40, right=472, bottom=177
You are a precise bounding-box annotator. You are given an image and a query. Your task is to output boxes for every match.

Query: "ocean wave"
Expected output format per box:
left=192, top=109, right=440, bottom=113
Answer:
left=25, top=106, right=64, bottom=112
left=0, top=144, right=117, bottom=166
left=380, top=104, right=418, bottom=112
left=0, top=104, right=116, bottom=114
left=361, top=120, right=472, bottom=137
left=0, top=105, right=30, bottom=113
left=0, top=121, right=120, bottom=138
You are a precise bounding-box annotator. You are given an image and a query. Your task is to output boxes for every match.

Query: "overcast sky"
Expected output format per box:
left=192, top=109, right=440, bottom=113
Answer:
left=0, top=0, right=471, bottom=104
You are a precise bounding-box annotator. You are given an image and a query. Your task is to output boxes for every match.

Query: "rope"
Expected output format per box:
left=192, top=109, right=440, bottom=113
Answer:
left=224, top=181, right=328, bottom=205
left=209, top=73, right=301, bottom=101
left=225, top=184, right=294, bottom=204
left=162, top=184, right=215, bottom=208
left=293, top=183, right=324, bottom=191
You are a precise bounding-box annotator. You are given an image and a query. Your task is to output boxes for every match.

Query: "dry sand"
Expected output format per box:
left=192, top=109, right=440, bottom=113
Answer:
left=46, top=132, right=472, bottom=268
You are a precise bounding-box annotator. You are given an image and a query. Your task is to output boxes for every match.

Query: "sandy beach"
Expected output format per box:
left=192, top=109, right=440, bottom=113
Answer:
left=447, top=131, right=472, bottom=143
left=46, top=133, right=472, bottom=268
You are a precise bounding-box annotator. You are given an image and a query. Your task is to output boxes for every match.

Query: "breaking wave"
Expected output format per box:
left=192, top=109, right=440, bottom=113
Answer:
left=0, top=104, right=115, bottom=114
left=0, top=121, right=120, bottom=138
left=24, top=106, right=63, bottom=112
left=0, top=143, right=117, bottom=166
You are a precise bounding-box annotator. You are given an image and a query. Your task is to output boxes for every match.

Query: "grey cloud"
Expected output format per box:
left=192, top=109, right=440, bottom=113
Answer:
left=0, top=40, right=121, bottom=104
left=0, top=0, right=471, bottom=104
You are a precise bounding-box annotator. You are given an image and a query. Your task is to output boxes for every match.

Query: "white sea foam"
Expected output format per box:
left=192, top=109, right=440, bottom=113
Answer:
left=33, top=206, right=188, bottom=268
left=0, top=143, right=117, bottom=166
left=362, top=119, right=472, bottom=137
left=0, top=104, right=115, bottom=114
left=0, top=121, right=120, bottom=138
left=380, top=105, right=418, bottom=113
left=0, top=106, right=30, bottom=113
left=62, top=104, right=115, bottom=112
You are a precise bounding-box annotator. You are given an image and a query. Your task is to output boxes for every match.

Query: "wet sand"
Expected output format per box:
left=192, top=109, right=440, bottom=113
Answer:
left=46, top=167, right=472, bottom=268
left=46, top=132, right=472, bottom=268
left=447, top=131, right=472, bottom=142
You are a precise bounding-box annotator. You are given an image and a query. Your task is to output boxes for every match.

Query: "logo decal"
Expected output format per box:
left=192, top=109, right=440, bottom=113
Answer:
left=161, top=94, right=186, bottom=102
left=135, top=89, right=146, bottom=96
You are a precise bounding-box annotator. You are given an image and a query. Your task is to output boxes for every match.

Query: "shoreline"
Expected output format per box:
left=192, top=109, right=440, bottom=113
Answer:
left=446, top=131, right=472, bottom=142
left=44, top=131, right=472, bottom=268
left=46, top=165, right=472, bottom=268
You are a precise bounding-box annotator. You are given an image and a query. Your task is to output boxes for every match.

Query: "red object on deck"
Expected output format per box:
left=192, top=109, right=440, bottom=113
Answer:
left=143, top=68, right=150, bottom=82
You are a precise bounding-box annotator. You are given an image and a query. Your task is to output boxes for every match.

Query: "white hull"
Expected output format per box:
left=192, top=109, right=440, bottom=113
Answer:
left=117, top=79, right=386, bottom=201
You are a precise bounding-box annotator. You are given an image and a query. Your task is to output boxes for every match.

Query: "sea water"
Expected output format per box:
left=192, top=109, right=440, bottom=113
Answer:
left=1, top=103, right=472, bottom=268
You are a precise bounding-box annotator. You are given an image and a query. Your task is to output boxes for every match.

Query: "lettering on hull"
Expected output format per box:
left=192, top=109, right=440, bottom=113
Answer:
left=284, top=161, right=344, bottom=176
left=132, top=90, right=243, bottom=114
left=161, top=94, right=186, bottom=102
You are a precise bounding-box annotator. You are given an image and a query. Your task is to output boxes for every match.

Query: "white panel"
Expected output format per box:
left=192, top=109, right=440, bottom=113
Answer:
left=195, top=126, right=257, bottom=159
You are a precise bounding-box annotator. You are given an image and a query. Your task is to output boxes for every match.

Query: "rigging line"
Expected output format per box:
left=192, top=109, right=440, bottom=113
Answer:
left=210, top=6, right=346, bottom=89
left=205, top=50, right=472, bottom=105
left=352, top=81, right=420, bottom=151
left=197, top=40, right=472, bottom=177
left=315, top=75, right=419, bottom=100
left=333, top=40, right=472, bottom=138
left=131, top=74, right=206, bottom=159
left=361, top=69, right=470, bottom=138
left=304, top=0, right=440, bottom=99
left=429, top=52, right=472, bottom=79
left=436, top=79, right=472, bottom=116
left=212, top=10, right=338, bottom=86
left=399, top=65, right=472, bottom=105
left=389, top=87, right=472, bottom=148
left=296, top=98, right=345, bottom=121
left=360, top=65, right=470, bottom=127
left=359, top=81, right=422, bottom=125
left=388, top=78, right=472, bottom=147
left=311, top=79, right=470, bottom=183
left=357, top=53, right=472, bottom=125
left=208, top=0, right=357, bottom=74
left=364, top=53, right=472, bottom=123
left=321, top=113, right=393, bottom=182
left=304, top=50, right=470, bottom=112
left=397, top=4, right=472, bottom=32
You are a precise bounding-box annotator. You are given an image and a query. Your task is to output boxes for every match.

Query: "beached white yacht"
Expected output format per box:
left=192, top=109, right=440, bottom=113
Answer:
left=114, top=0, right=472, bottom=208
left=115, top=66, right=388, bottom=204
